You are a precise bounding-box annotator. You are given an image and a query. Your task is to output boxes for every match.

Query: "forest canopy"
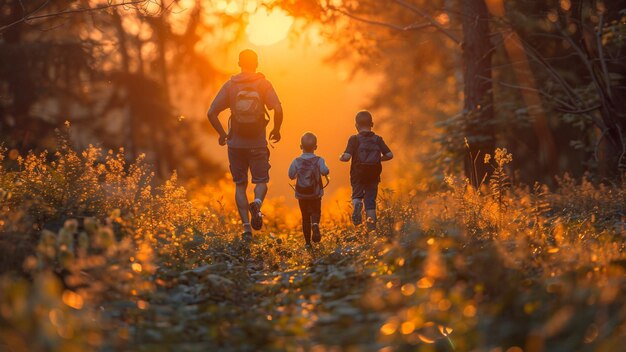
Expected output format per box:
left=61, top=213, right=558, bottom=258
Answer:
left=276, top=0, right=626, bottom=183
left=1, top=0, right=625, bottom=183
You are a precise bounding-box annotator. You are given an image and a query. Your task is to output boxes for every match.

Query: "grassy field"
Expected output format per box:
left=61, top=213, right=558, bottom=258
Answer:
left=1, top=137, right=625, bottom=351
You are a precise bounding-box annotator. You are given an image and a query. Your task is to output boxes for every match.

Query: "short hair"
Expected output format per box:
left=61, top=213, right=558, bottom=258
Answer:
left=238, top=49, right=258, bottom=70
left=355, top=110, right=373, bottom=127
left=301, top=132, right=317, bottom=151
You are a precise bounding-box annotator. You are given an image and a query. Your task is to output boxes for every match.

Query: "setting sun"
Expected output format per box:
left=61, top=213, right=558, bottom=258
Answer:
left=246, top=8, right=293, bottom=46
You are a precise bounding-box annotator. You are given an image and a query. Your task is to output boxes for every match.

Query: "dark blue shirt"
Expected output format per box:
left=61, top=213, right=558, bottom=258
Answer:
left=344, top=131, right=392, bottom=183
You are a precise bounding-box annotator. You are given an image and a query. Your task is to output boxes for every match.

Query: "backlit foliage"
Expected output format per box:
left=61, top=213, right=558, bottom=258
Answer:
left=1, top=135, right=625, bottom=351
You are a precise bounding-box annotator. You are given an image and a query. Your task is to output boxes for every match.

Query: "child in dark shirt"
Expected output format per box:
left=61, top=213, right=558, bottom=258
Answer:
left=340, top=110, right=393, bottom=230
left=289, top=132, right=330, bottom=247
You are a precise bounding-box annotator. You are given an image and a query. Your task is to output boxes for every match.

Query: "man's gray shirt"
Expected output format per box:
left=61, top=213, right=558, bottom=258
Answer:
left=208, top=72, right=281, bottom=149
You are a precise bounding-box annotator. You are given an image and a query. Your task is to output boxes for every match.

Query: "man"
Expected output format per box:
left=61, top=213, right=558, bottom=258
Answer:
left=207, top=49, right=283, bottom=241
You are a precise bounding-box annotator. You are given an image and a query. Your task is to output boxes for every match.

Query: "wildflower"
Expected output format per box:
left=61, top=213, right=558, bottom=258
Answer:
left=494, top=148, right=513, bottom=166
left=444, top=175, right=455, bottom=186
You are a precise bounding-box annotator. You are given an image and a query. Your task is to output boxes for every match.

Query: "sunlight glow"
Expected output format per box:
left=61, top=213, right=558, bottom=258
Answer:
left=246, top=8, right=293, bottom=46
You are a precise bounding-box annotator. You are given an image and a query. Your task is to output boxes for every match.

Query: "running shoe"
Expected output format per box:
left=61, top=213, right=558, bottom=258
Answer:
left=352, top=201, right=363, bottom=226
left=312, top=224, right=322, bottom=243
left=249, top=201, right=263, bottom=230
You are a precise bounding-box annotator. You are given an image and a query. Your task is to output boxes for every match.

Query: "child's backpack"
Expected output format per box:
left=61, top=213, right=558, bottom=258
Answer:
left=355, top=134, right=382, bottom=183
left=294, top=157, right=323, bottom=199
left=230, top=80, right=269, bottom=137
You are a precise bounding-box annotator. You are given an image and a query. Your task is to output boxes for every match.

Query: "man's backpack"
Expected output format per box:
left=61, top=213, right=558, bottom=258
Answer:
left=230, top=80, right=269, bottom=137
left=294, top=157, right=325, bottom=199
left=355, top=134, right=382, bottom=183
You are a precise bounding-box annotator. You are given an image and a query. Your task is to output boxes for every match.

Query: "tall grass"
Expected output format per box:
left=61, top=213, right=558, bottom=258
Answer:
left=0, top=133, right=624, bottom=351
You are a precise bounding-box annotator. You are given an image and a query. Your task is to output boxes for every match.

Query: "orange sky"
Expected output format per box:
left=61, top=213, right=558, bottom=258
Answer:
left=206, top=30, right=381, bottom=208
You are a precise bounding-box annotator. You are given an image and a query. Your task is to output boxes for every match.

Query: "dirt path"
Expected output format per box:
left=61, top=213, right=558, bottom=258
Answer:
left=121, top=228, right=387, bottom=351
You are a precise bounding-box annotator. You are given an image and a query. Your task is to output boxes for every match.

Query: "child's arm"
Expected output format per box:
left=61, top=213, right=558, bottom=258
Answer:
left=288, top=159, right=297, bottom=180
left=381, top=152, right=394, bottom=161
left=340, top=136, right=356, bottom=162
left=319, top=158, right=330, bottom=176
left=379, top=137, right=394, bottom=162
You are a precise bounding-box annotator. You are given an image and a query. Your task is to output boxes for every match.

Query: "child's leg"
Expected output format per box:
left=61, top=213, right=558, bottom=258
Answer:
left=351, top=183, right=364, bottom=226
left=298, top=200, right=312, bottom=244
left=365, top=209, right=377, bottom=230
left=311, top=198, right=321, bottom=224
left=311, top=198, right=322, bottom=242
left=363, top=183, right=379, bottom=230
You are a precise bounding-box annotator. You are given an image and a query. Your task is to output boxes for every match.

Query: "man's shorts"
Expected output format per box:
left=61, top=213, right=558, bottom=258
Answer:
left=351, top=182, right=379, bottom=210
left=227, top=147, right=271, bottom=185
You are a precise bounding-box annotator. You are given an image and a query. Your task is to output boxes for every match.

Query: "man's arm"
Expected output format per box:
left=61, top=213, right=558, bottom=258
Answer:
left=269, top=104, right=283, bottom=143
left=207, top=83, right=229, bottom=145
left=207, top=109, right=228, bottom=145
left=381, top=152, right=394, bottom=161
left=339, top=153, right=351, bottom=162
left=264, top=81, right=282, bottom=143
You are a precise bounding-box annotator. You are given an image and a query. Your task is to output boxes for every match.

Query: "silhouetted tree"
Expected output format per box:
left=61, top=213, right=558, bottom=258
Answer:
left=0, top=0, right=237, bottom=179
left=461, top=0, right=495, bottom=186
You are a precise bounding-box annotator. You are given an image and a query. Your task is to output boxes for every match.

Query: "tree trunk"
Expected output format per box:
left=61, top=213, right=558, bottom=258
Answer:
left=571, top=1, right=626, bottom=178
left=486, top=0, right=558, bottom=176
left=603, top=0, right=626, bottom=150
left=461, top=0, right=495, bottom=187
left=148, top=14, right=174, bottom=178
left=112, top=9, right=138, bottom=161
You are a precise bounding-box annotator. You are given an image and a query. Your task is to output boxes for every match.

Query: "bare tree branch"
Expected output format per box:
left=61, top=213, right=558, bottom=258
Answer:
left=392, top=0, right=461, bottom=44
left=559, top=27, right=608, bottom=102
left=478, top=74, right=606, bottom=129
left=0, top=0, right=148, bottom=34
left=554, top=105, right=602, bottom=114
left=515, top=35, right=582, bottom=105
left=2, top=0, right=51, bottom=32
left=326, top=5, right=432, bottom=32
left=596, top=13, right=612, bottom=99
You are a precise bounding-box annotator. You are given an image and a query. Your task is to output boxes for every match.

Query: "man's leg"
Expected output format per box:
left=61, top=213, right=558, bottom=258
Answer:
left=253, top=182, right=268, bottom=205
left=249, top=148, right=271, bottom=230
left=248, top=182, right=267, bottom=230
left=227, top=147, right=252, bottom=236
left=235, top=183, right=252, bottom=234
